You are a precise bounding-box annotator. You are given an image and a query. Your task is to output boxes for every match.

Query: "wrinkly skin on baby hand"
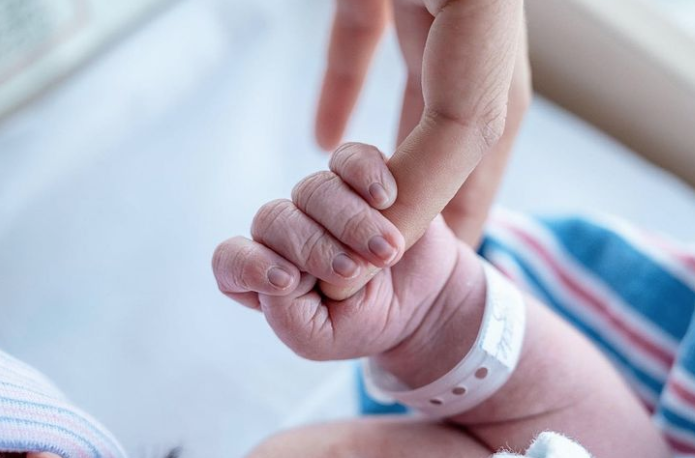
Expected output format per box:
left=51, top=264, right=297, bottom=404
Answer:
left=212, top=143, right=484, bottom=364
left=213, top=143, right=672, bottom=458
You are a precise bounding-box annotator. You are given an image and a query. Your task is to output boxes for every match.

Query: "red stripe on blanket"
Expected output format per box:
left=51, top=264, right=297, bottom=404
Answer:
left=500, top=222, right=675, bottom=368
left=670, top=379, right=695, bottom=410
left=665, top=432, right=695, bottom=454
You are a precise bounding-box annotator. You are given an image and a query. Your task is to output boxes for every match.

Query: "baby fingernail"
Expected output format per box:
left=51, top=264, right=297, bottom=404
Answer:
left=268, top=267, right=293, bottom=289
left=369, top=183, right=390, bottom=206
left=368, top=236, right=396, bottom=263
left=333, top=253, right=359, bottom=279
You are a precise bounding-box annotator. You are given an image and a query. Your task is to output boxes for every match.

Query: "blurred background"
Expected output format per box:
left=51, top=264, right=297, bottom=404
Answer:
left=0, top=0, right=694, bottom=456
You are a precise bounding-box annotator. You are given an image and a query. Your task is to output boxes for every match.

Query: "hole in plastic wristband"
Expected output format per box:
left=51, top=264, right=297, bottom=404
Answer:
left=475, top=367, right=489, bottom=379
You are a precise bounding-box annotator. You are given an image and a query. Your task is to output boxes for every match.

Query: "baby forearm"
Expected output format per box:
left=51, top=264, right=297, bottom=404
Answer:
left=248, top=418, right=491, bottom=458
left=377, top=244, right=670, bottom=457
left=463, top=293, right=669, bottom=457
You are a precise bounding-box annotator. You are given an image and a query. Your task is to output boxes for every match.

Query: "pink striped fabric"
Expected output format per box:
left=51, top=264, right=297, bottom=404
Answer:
left=483, top=211, right=695, bottom=457
left=0, top=350, right=126, bottom=457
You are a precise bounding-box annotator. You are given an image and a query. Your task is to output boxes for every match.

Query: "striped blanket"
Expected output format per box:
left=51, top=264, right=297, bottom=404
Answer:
left=360, top=211, right=695, bottom=458
left=0, top=350, right=125, bottom=457
left=1, top=212, right=694, bottom=457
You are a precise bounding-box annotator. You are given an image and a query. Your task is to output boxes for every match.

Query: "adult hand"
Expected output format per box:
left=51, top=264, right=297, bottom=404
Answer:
left=316, top=0, right=530, bottom=251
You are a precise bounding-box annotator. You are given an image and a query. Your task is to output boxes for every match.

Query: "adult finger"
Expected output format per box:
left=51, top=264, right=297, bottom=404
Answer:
left=315, top=0, right=390, bottom=150
left=322, top=0, right=523, bottom=300
left=442, top=21, right=532, bottom=245
left=393, top=1, right=432, bottom=144
left=385, top=0, right=522, bottom=243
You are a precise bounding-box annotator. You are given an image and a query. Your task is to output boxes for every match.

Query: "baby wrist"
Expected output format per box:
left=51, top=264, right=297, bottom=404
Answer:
left=366, top=255, right=527, bottom=417
left=373, top=245, right=487, bottom=388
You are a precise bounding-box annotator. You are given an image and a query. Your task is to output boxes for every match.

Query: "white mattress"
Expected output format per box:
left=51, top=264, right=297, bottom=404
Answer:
left=0, top=0, right=693, bottom=456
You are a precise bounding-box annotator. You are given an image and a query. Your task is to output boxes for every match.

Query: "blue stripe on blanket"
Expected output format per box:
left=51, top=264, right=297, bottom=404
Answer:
left=673, top=314, right=695, bottom=371
left=660, top=408, right=695, bottom=436
left=540, top=217, right=695, bottom=340
left=480, top=238, right=665, bottom=395
left=0, top=416, right=101, bottom=457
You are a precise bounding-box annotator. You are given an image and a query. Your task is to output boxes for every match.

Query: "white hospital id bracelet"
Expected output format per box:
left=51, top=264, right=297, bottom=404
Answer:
left=363, top=260, right=526, bottom=418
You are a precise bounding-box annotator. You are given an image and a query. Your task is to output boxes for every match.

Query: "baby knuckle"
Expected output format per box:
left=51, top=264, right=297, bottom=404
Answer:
left=292, top=171, right=340, bottom=211
left=330, top=142, right=362, bottom=171
left=229, top=245, right=257, bottom=291
left=212, top=239, right=252, bottom=293
left=332, top=142, right=362, bottom=161
left=331, top=143, right=383, bottom=180
left=211, top=244, right=232, bottom=292
left=340, top=206, right=372, bottom=242
left=300, top=227, right=331, bottom=264
left=251, top=199, right=294, bottom=240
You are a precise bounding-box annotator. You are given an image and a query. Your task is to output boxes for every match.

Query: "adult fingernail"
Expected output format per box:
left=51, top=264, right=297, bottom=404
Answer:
left=368, top=236, right=396, bottom=263
left=332, top=253, right=359, bottom=279
left=268, top=267, right=293, bottom=289
left=369, top=183, right=390, bottom=207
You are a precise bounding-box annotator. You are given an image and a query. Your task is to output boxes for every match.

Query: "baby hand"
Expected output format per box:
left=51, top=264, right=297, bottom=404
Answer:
left=212, top=143, right=485, bottom=368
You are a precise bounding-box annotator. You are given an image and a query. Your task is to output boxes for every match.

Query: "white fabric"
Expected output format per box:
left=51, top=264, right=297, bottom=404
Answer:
left=493, top=432, right=592, bottom=458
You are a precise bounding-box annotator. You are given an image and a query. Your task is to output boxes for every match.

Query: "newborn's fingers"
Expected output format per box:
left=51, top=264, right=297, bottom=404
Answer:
left=259, top=273, right=333, bottom=361
left=292, top=171, right=404, bottom=268
left=260, top=273, right=385, bottom=361
left=251, top=199, right=367, bottom=286
left=329, top=142, right=397, bottom=210
left=212, top=236, right=300, bottom=298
